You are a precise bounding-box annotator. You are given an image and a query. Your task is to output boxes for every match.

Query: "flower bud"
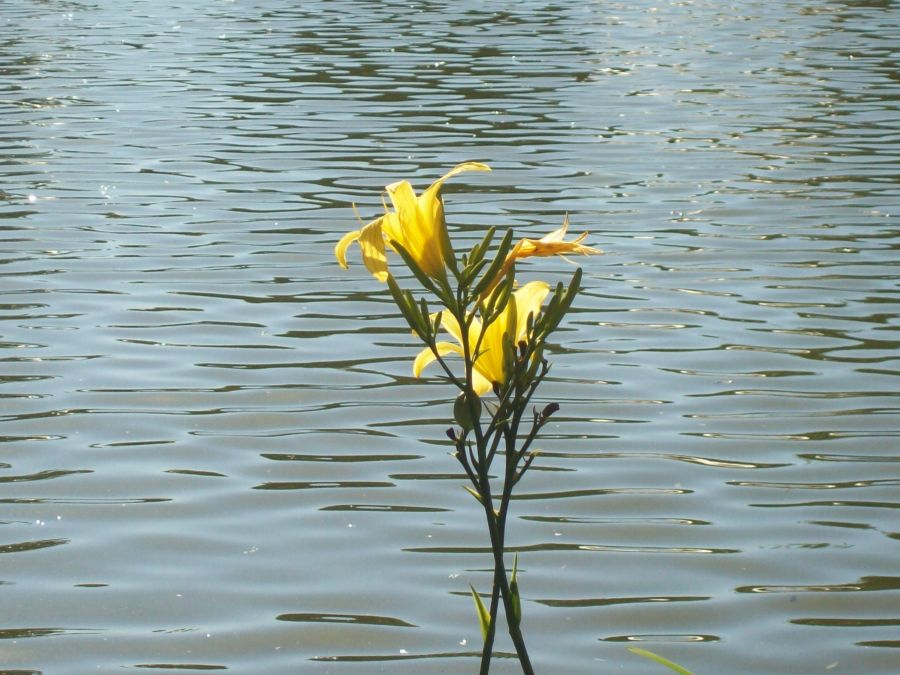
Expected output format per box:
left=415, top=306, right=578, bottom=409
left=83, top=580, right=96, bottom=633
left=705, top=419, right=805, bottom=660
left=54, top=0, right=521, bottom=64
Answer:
left=453, top=391, right=482, bottom=432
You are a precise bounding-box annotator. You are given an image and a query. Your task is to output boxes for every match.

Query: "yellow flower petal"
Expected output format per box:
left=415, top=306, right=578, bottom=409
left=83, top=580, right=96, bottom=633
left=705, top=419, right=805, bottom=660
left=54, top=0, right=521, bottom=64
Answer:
left=386, top=179, right=445, bottom=279
left=477, top=217, right=598, bottom=299
left=468, top=281, right=551, bottom=390
left=413, top=342, right=463, bottom=378
left=437, top=162, right=492, bottom=183
left=438, top=311, right=466, bottom=346
left=535, top=215, right=572, bottom=244
left=334, top=229, right=361, bottom=269
left=471, top=370, right=494, bottom=396
left=421, top=163, right=491, bottom=261
left=337, top=163, right=492, bottom=283
left=420, top=162, right=492, bottom=216
left=414, top=278, right=549, bottom=394
left=512, top=281, right=551, bottom=339
left=381, top=211, right=403, bottom=250
left=358, top=217, right=390, bottom=282
left=476, top=293, right=515, bottom=386
left=385, top=180, right=420, bottom=231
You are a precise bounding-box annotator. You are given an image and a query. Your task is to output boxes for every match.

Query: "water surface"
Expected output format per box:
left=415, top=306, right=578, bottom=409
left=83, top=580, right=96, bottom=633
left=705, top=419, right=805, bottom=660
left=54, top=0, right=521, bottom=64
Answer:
left=1, top=0, right=898, bottom=673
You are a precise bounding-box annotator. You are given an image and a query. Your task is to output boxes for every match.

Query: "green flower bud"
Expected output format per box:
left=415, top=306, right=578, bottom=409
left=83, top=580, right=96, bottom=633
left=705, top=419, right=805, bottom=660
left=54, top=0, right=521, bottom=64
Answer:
left=453, top=391, right=481, bottom=431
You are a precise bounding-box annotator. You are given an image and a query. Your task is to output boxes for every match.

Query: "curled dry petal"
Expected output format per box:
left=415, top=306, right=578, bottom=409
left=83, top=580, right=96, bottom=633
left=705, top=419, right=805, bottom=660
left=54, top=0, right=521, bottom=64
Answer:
left=481, top=214, right=600, bottom=297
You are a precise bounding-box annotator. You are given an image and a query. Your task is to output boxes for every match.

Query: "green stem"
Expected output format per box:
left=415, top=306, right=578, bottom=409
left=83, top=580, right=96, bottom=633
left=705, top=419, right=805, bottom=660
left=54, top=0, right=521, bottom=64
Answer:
left=498, top=429, right=535, bottom=674
left=454, top=275, right=539, bottom=674
left=474, top=422, right=536, bottom=674
left=487, top=515, right=533, bottom=674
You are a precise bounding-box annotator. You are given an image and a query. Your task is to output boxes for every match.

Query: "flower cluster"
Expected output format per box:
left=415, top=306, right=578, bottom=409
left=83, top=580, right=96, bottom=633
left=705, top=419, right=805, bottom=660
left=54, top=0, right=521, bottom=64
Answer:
left=335, top=162, right=599, bottom=397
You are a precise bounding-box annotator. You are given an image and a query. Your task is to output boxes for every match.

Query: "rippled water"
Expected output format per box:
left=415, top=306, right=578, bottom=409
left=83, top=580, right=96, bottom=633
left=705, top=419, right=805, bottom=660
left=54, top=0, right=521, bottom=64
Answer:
left=2, top=1, right=899, bottom=673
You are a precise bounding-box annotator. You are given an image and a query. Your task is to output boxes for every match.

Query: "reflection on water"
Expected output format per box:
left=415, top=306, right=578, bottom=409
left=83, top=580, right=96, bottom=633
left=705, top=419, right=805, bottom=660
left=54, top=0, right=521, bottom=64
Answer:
left=1, top=0, right=898, bottom=672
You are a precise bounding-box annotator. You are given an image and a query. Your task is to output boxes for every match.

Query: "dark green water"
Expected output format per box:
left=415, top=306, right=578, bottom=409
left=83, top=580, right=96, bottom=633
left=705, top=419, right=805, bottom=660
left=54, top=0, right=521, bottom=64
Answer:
left=1, top=1, right=898, bottom=673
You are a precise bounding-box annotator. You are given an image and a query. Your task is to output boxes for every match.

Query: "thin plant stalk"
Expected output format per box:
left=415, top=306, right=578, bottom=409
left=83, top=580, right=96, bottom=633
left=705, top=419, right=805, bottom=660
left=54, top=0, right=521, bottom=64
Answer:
left=336, top=165, right=699, bottom=675
left=446, top=293, right=537, bottom=674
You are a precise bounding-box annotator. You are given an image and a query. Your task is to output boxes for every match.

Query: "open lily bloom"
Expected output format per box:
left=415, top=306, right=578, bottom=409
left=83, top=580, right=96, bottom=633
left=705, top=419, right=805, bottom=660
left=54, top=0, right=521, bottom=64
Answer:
left=414, top=281, right=550, bottom=395
left=335, top=162, right=491, bottom=282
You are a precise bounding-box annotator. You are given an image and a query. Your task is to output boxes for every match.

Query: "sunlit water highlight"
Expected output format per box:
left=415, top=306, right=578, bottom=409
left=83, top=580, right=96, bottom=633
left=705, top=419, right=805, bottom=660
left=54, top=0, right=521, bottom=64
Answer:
left=1, top=1, right=898, bottom=673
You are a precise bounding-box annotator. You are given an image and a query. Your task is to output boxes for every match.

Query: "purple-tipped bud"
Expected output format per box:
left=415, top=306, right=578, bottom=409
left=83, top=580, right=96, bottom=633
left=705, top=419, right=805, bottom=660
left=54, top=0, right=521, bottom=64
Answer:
left=446, top=427, right=457, bottom=441
left=542, top=402, right=560, bottom=419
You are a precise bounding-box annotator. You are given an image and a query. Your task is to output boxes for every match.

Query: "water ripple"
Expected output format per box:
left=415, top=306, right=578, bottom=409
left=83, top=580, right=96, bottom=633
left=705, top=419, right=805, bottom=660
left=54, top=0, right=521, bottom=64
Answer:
left=1, top=0, right=898, bottom=672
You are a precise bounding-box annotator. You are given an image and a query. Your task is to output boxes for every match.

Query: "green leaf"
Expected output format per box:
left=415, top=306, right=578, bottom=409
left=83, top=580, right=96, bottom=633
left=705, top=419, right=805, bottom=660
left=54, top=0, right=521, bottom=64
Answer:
left=465, top=226, right=496, bottom=273
left=471, top=228, right=514, bottom=299
left=418, top=297, right=435, bottom=336
left=523, top=348, right=545, bottom=386
left=509, top=552, right=522, bottom=627
left=386, top=275, right=428, bottom=340
left=550, top=266, right=582, bottom=331
left=439, top=216, right=459, bottom=278
left=536, top=267, right=583, bottom=341
left=430, top=308, right=443, bottom=339
left=560, top=266, right=583, bottom=315
left=391, top=239, right=435, bottom=287
left=469, top=584, right=492, bottom=642
left=460, top=257, right=489, bottom=289
left=628, top=647, right=694, bottom=675
left=533, top=282, right=563, bottom=338
left=482, top=271, right=514, bottom=326
left=501, top=331, right=517, bottom=382
left=459, top=227, right=494, bottom=290
left=463, top=485, right=483, bottom=505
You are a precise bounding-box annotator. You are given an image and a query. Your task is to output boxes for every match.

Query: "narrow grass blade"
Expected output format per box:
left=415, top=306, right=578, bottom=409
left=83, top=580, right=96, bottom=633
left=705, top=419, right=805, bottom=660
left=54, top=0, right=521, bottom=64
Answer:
left=628, top=647, right=694, bottom=675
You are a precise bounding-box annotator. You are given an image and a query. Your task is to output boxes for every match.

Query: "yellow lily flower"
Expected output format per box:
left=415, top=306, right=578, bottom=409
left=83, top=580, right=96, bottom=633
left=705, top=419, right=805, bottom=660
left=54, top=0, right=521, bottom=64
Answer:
left=413, top=281, right=550, bottom=395
left=335, top=162, right=491, bottom=282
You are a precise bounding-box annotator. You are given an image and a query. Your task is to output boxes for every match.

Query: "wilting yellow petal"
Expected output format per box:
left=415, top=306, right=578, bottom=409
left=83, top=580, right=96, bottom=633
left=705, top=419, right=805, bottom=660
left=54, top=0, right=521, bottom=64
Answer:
left=531, top=215, right=576, bottom=245
left=358, top=217, right=390, bottom=282
left=413, top=342, right=463, bottom=377
left=513, top=216, right=600, bottom=260
left=478, top=216, right=599, bottom=297
left=335, top=229, right=361, bottom=269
